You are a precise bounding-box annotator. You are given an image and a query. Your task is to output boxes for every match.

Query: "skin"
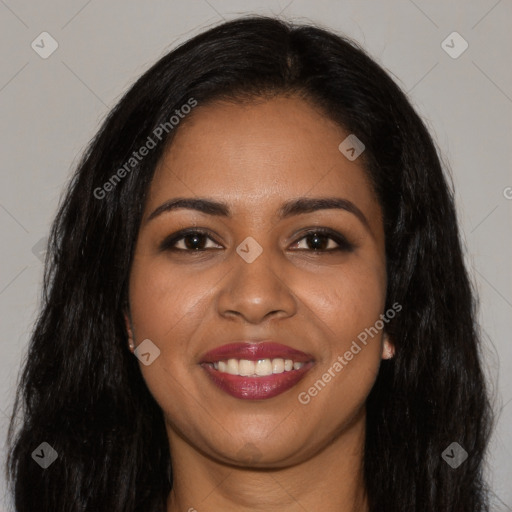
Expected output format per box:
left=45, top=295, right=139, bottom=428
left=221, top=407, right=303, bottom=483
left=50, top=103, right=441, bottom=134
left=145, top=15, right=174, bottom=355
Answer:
left=125, top=95, right=394, bottom=512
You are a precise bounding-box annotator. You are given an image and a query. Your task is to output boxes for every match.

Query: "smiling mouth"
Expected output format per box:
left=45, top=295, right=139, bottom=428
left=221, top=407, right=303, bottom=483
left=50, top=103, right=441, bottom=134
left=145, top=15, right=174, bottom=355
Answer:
left=201, top=360, right=315, bottom=400
left=205, top=357, right=306, bottom=376
left=198, top=341, right=315, bottom=400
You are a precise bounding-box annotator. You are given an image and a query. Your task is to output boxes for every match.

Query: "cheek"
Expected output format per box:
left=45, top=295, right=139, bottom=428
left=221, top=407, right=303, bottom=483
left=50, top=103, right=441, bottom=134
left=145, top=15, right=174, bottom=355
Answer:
left=128, top=254, right=211, bottom=341
left=296, top=252, right=386, bottom=352
left=292, top=255, right=386, bottom=417
left=127, top=256, right=212, bottom=429
left=127, top=255, right=206, bottom=388
left=331, top=265, right=386, bottom=349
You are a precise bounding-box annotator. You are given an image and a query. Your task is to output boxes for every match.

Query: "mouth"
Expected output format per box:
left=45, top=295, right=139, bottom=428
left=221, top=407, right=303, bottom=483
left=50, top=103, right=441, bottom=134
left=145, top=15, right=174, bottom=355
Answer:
left=199, top=341, right=315, bottom=400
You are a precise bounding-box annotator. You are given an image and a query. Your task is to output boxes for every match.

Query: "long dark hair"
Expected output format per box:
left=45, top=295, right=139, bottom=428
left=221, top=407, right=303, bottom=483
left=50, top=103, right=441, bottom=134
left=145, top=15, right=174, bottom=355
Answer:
left=7, top=15, right=493, bottom=511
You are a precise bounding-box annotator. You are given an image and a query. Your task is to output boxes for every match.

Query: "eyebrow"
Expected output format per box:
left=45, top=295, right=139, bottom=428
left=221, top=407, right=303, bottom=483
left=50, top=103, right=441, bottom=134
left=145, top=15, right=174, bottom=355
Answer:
left=146, top=196, right=371, bottom=231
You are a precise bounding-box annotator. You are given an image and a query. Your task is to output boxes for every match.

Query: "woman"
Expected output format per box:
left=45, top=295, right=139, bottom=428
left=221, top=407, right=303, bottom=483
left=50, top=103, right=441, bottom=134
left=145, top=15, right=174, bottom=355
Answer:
left=6, top=15, right=493, bottom=512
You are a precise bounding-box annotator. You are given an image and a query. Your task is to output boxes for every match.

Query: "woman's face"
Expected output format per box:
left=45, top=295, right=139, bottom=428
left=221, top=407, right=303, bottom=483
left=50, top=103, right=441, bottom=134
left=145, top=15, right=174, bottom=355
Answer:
left=126, top=95, right=393, bottom=467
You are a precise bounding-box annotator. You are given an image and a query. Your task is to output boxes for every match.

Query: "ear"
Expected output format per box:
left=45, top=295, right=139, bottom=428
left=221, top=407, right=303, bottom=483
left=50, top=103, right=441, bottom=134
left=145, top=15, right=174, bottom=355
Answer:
left=124, top=309, right=135, bottom=353
left=381, top=331, right=395, bottom=360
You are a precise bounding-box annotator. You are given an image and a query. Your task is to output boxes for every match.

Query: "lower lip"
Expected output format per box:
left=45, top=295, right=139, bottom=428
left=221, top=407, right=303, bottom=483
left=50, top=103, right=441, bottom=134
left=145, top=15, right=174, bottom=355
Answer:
left=200, top=362, right=314, bottom=400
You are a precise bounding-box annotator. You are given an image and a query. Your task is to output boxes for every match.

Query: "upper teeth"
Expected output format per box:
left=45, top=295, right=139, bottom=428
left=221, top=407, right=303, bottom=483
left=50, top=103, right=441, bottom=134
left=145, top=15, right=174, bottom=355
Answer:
left=211, top=358, right=304, bottom=376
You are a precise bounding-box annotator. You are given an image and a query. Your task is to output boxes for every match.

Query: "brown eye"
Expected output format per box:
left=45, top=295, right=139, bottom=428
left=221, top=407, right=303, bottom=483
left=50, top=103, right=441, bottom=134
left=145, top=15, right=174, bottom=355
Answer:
left=290, top=229, right=354, bottom=252
left=159, top=228, right=354, bottom=254
left=159, top=229, right=222, bottom=252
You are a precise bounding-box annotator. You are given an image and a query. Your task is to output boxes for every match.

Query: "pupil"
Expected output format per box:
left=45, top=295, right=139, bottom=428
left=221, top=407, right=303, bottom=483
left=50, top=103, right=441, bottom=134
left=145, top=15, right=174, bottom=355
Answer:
left=308, top=233, right=326, bottom=250
left=185, top=234, right=204, bottom=250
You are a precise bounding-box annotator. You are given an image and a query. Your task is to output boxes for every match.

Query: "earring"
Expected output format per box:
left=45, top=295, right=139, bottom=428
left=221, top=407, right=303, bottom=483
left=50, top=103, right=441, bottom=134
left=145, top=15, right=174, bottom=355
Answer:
left=382, top=341, right=395, bottom=359
left=125, top=320, right=135, bottom=353
left=382, top=334, right=395, bottom=360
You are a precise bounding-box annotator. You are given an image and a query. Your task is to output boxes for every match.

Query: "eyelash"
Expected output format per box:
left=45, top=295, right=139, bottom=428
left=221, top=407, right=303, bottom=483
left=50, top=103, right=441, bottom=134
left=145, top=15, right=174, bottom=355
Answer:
left=159, top=227, right=354, bottom=254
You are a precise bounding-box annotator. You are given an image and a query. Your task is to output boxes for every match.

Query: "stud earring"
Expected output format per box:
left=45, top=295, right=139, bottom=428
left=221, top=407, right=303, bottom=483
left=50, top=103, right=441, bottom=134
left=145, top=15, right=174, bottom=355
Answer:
left=382, top=340, right=395, bottom=360
left=382, top=333, right=395, bottom=360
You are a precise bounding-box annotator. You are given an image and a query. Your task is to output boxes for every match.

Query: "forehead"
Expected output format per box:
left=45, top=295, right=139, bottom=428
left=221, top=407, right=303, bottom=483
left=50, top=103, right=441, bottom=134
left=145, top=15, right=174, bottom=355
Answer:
left=146, top=95, right=380, bottom=225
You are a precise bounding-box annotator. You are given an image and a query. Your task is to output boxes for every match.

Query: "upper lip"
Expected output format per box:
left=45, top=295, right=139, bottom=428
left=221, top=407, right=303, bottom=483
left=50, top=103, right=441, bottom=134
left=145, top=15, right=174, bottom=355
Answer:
left=199, top=341, right=314, bottom=363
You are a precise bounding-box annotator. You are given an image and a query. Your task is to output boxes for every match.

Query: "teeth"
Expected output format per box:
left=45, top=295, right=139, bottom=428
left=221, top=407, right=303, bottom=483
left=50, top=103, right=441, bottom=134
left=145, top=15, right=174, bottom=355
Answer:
left=255, top=359, right=273, bottom=376
left=272, top=358, right=284, bottom=374
left=239, top=359, right=255, bottom=376
left=210, top=358, right=305, bottom=376
left=226, top=358, right=239, bottom=375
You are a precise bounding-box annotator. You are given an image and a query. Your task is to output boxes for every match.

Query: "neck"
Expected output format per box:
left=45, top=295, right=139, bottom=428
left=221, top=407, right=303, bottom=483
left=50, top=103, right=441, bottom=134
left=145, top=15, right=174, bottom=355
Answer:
left=166, top=409, right=369, bottom=512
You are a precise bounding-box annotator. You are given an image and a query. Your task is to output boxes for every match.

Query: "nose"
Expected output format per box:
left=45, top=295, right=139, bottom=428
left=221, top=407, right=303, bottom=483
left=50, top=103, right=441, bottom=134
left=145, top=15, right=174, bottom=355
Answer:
left=216, top=245, right=297, bottom=324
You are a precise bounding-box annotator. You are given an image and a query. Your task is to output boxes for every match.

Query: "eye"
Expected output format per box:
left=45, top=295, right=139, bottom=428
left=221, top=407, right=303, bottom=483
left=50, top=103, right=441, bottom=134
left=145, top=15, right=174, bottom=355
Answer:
left=159, top=227, right=354, bottom=253
left=289, top=228, right=354, bottom=253
left=159, top=229, right=222, bottom=252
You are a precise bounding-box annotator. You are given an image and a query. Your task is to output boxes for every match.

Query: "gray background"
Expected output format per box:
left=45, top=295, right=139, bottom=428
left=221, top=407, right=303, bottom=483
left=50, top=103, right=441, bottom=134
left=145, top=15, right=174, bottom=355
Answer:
left=1, top=0, right=511, bottom=510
